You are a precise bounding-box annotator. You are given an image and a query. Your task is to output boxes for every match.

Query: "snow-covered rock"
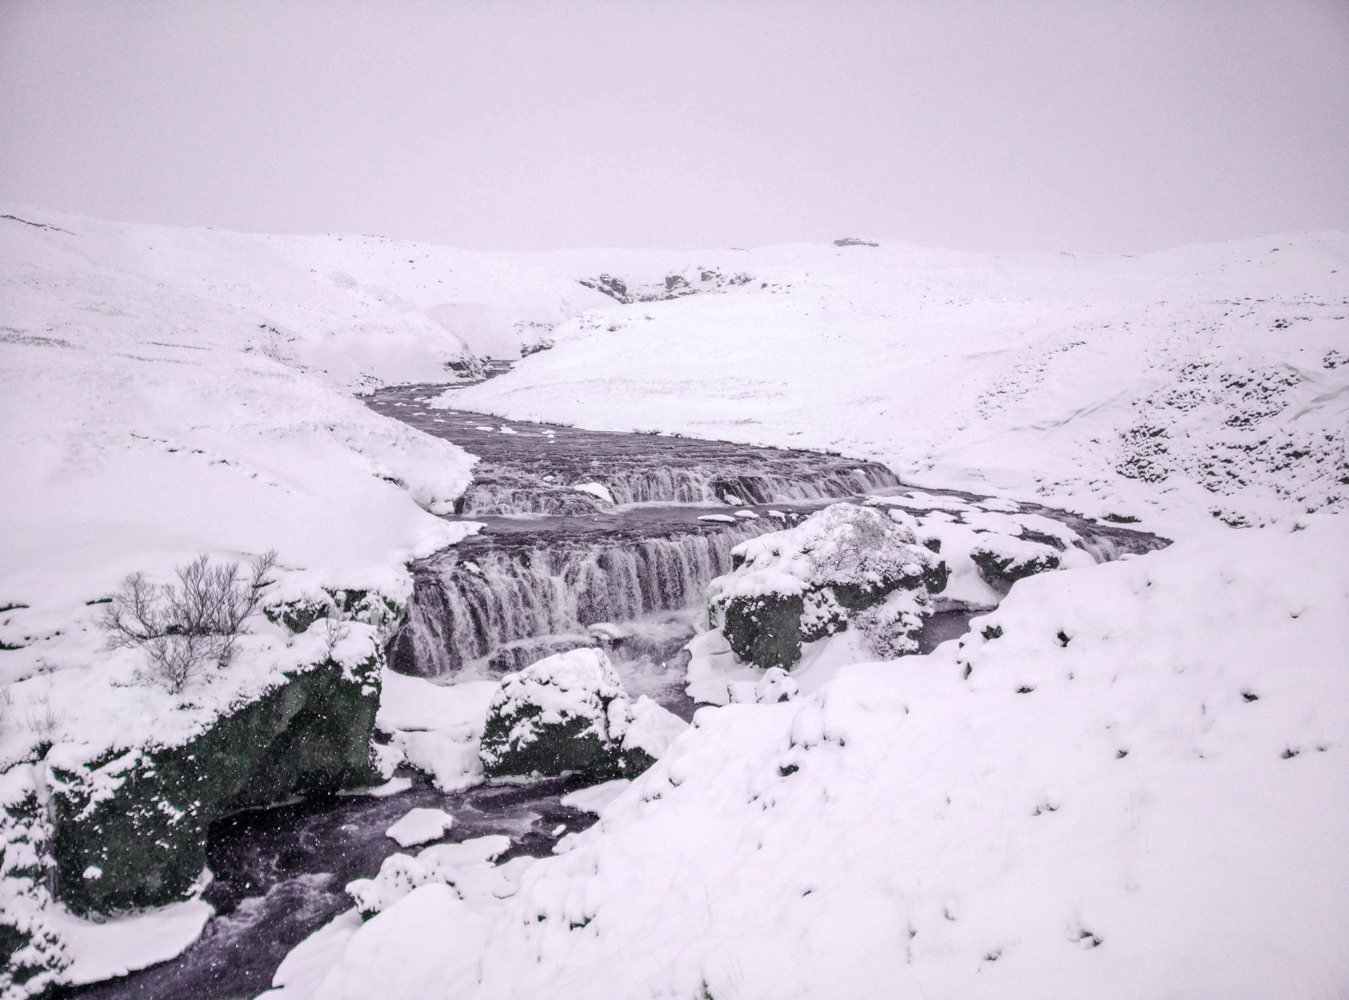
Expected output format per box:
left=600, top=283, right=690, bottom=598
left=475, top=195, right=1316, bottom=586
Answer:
left=706, top=503, right=944, bottom=669
left=479, top=649, right=686, bottom=780
left=968, top=535, right=1063, bottom=595
left=384, top=808, right=455, bottom=849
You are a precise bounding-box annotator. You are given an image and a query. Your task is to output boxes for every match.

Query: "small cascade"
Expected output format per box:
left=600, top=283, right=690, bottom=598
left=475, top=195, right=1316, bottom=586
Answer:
left=388, top=523, right=770, bottom=678
left=601, top=464, right=899, bottom=506
left=366, top=386, right=1169, bottom=682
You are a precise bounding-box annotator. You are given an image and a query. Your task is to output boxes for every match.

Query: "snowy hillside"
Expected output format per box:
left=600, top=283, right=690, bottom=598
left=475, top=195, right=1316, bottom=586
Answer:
left=450, top=233, right=1349, bottom=532
left=290, top=520, right=1349, bottom=1000
left=0, top=206, right=607, bottom=685
left=1, top=209, right=1346, bottom=1000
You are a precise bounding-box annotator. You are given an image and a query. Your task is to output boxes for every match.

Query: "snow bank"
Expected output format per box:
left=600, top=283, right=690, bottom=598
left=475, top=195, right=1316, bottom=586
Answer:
left=45, top=898, right=214, bottom=986
left=0, top=209, right=496, bottom=697
left=291, top=515, right=1349, bottom=999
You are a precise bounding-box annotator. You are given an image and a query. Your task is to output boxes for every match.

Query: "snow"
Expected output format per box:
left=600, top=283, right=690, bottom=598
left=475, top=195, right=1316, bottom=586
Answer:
left=265, top=228, right=1345, bottom=998
left=280, top=517, right=1349, bottom=1000
left=384, top=807, right=455, bottom=848
left=45, top=898, right=214, bottom=986
left=265, top=909, right=363, bottom=999
left=572, top=482, right=615, bottom=504
left=335, top=777, right=413, bottom=798
left=376, top=670, right=498, bottom=733
left=447, top=232, right=1349, bottom=533
left=559, top=778, right=632, bottom=815
left=3, top=211, right=1346, bottom=997
left=0, top=208, right=487, bottom=680
left=375, top=671, right=499, bottom=792
left=616, top=696, right=687, bottom=760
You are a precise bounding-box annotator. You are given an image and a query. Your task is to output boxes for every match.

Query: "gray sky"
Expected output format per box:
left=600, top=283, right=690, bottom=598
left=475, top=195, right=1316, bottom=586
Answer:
left=1, top=0, right=1346, bottom=254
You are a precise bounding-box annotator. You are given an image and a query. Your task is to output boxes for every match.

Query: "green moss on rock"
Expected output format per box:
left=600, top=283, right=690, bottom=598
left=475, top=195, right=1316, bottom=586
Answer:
left=969, top=546, right=1060, bottom=595
left=46, top=656, right=381, bottom=915
left=722, top=592, right=805, bottom=671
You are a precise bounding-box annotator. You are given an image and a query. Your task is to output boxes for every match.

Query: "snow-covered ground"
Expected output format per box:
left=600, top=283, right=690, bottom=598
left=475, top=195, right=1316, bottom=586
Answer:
left=287, top=518, right=1349, bottom=1000
left=448, top=232, right=1349, bottom=534
left=2, top=209, right=1346, bottom=998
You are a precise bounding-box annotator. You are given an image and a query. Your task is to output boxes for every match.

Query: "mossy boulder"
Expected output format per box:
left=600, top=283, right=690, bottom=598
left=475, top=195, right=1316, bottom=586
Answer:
left=480, top=649, right=684, bottom=781
left=969, top=538, right=1061, bottom=595
left=709, top=503, right=945, bottom=671
left=44, top=654, right=381, bottom=915
left=721, top=592, right=806, bottom=672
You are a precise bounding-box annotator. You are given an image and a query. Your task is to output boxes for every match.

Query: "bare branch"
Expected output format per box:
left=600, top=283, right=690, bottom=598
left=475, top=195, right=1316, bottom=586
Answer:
left=99, top=551, right=279, bottom=692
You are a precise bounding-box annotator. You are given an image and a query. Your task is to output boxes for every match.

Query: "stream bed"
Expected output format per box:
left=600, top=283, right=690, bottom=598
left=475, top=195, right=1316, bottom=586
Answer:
left=59, top=380, right=1167, bottom=999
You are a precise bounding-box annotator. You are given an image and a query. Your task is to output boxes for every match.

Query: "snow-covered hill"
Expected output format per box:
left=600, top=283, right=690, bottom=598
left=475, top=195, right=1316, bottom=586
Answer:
left=450, top=233, right=1349, bottom=533
left=1, top=210, right=1346, bottom=1000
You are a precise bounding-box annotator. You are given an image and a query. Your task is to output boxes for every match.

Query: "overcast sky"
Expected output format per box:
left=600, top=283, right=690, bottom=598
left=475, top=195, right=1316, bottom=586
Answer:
left=1, top=1, right=1346, bottom=254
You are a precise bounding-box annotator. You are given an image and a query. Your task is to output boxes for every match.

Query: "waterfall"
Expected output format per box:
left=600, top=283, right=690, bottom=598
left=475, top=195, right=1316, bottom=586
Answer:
left=387, top=524, right=770, bottom=678
left=455, top=462, right=901, bottom=515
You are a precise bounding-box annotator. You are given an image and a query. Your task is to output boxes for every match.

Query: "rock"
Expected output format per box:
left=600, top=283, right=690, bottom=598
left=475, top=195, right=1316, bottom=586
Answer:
left=385, top=808, right=455, bottom=848
left=707, top=503, right=945, bottom=670
left=968, top=537, right=1062, bottom=595
left=478, top=649, right=685, bottom=780
left=42, top=654, right=382, bottom=915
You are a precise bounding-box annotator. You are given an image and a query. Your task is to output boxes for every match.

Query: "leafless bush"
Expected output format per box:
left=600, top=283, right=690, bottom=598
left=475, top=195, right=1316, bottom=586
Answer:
left=24, top=691, right=63, bottom=743
left=323, top=612, right=351, bottom=659
left=101, top=551, right=277, bottom=692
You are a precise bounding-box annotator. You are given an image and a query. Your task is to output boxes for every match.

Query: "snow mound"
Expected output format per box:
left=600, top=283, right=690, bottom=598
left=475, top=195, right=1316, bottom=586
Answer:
left=287, top=516, right=1349, bottom=1000
left=344, top=834, right=515, bottom=918
left=479, top=649, right=686, bottom=780
left=384, top=808, right=455, bottom=848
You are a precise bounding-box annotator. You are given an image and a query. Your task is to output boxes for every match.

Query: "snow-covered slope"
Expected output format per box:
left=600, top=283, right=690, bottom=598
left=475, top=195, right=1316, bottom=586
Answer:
left=0, top=208, right=523, bottom=684
left=292, top=518, right=1349, bottom=1000
left=274, top=230, right=1346, bottom=999
left=449, top=234, right=1349, bottom=532
left=2, top=210, right=1346, bottom=999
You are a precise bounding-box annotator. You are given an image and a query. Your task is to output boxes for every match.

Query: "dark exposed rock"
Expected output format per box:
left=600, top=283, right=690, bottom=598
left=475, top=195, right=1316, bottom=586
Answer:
left=479, top=649, right=683, bottom=781
left=44, top=656, right=381, bottom=915
left=969, top=541, right=1061, bottom=595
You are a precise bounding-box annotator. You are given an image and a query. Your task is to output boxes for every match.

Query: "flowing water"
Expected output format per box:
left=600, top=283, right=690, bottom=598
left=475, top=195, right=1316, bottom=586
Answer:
left=60, top=379, right=1169, bottom=998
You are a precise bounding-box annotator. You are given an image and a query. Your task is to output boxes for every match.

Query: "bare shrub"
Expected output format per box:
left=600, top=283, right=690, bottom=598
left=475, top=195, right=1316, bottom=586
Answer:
left=25, top=691, right=63, bottom=741
left=323, top=612, right=351, bottom=659
left=101, top=551, right=277, bottom=692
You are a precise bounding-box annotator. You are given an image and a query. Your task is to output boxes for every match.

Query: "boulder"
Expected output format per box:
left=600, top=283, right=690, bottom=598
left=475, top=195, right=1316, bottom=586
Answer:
left=968, top=536, right=1061, bottom=595
left=42, top=653, right=381, bottom=915
left=707, top=503, right=945, bottom=670
left=479, top=649, right=685, bottom=780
